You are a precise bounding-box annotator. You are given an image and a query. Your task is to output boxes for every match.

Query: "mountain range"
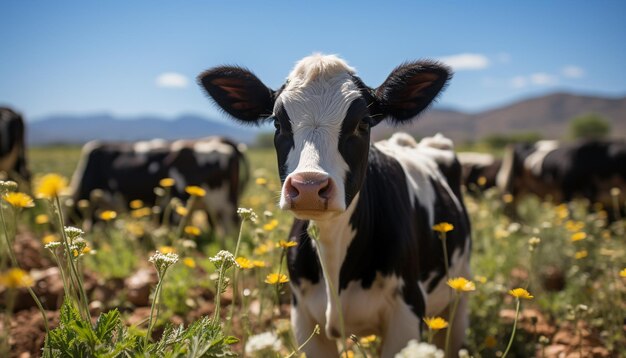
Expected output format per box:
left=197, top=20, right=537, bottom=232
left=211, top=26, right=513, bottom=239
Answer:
left=26, top=92, right=626, bottom=146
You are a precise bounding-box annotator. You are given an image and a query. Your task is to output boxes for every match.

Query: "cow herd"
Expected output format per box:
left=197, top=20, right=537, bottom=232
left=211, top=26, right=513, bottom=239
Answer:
left=1, top=54, right=625, bottom=357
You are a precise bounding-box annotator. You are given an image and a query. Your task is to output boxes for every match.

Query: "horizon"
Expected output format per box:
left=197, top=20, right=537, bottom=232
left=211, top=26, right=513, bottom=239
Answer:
left=2, top=1, right=626, bottom=121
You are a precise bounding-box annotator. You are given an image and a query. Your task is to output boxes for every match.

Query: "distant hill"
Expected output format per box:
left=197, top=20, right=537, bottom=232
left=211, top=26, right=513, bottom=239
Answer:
left=26, top=92, right=626, bottom=146
left=27, top=113, right=258, bottom=145
left=373, top=92, right=626, bottom=143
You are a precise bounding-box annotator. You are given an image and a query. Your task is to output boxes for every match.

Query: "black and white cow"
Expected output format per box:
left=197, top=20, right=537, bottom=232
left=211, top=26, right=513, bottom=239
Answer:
left=0, top=107, right=30, bottom=186
left=457, top=152, right=501, bottom=193
left=70, top=136, right=249, bottom=234
left=497, top=139, right=626, bottom=216
left=198, top=55, right=471, bottom=357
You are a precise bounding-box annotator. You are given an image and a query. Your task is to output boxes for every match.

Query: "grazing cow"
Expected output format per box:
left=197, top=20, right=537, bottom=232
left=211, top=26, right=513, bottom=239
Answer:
left=0, top=107, right=30, bottom=186
left=457, top=152, right=501, bottom=193
left=198, top=54, right=471, bottom=357
left=70, top=136, right=249, bottom=234
left=497, top=139, right=626, bottom=215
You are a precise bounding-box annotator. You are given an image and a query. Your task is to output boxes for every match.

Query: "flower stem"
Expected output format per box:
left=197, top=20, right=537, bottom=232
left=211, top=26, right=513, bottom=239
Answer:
left=213, top=261, right=226, bottom=323
left=439, top=232, right=451, bottom=283
left=285, top=324, right=320, bottom=358
left=226, top=219, right=246, bottom=333
left=444, top=293, right=460, bottom=358
left=502, top=299, right=521, bottom=358
left=145, top=267, right=168, bottom=347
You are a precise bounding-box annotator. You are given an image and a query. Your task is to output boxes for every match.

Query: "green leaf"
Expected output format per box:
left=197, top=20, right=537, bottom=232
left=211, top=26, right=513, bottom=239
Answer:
left=95, top=309, right=121, bottom=342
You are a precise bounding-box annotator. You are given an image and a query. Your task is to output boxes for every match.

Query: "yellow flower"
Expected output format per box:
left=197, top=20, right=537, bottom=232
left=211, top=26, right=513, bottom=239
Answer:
left=423, top=316, right=448, bottom=330
left=263, top=219, right=279, bottom=231
left=508, top=288, right=534, bottom=300
left=126, top=222, right=145, bottom=237
left=184, top=226, right=201, bottom=236
left=477, top=176, right=487, bottom=187
left=359, top=335, right=377, bottom=348
left=574, top=250, right=588, bottom=259
left=183, top=257, right=196, bottom=268
left=159, top=178, right=175, bottom=187
left=447, top=277, right=476, bottom=292
left=619, top=268, right=626, bottom=278
left=474, top=275, right=487, bottom=284
left=35, top=214, right=49, bottom=224
left=175, top=206, right=188, bottom=217
left=277, top=240, right=297, bottom=248
left=131, top=207, right=152, bottom=219
left=99, top=210, right=117, bottom=221
left=159, top=246, right=176, bottom=254
left=42, top=234, right=58, bottom=244
left=3, top=192, right=35, bottom=208
left=255, top=177, right=268, bottom=186
left=570, top=232, right=587, bottom=242
left=185, top=185, right=206, bottom=197
left=432, top=222, right=454, bottom=233
left=82, top=246, right=91, bottom=255
left=555, top=204, right=569, bottom=220
left=236, top=257, right=255, bottom=269
left=265, top=273, right=289, bottom=285
left=35, top=173, right=68, bottom=199
left=129, top=199, right=144, bottom=209
left=565, top=220, right=584, bottom=232
left=253, top=243, right=272, bottom=255
left=252, top=260, right=267, bottom=268
left=0, top=268, right=34, bottom=288
left=502, top=194, right=514, bottom=203
left=341, top=351, right=354, bottom=358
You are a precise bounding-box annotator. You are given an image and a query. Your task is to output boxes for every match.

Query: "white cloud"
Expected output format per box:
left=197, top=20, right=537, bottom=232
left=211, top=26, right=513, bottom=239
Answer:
left=510, top=76, right=528, bottom=89
left=530, top=72, right=558, bottom=86
left=561, top=65, right=585, bottom=78
left=438, top=53, right=490, bottom=71
left=156, top=72, right=189, bottom=88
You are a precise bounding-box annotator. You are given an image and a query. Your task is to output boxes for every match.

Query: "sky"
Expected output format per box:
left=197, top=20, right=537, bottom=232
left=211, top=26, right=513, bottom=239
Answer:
left=1, top=1, right=626, bottom=121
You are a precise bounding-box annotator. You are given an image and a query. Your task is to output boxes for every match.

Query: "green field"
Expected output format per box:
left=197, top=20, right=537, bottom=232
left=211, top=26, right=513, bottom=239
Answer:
left=1, top=144, right=624, bottom=357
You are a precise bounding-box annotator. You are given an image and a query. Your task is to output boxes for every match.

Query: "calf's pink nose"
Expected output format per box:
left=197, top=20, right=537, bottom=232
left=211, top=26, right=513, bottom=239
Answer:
left=284, top=173, right=333, bottom=210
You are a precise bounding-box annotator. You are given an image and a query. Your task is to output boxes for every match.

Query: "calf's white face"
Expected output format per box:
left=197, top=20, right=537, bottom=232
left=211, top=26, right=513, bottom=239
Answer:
left=198, top=54, right=451, bottom=220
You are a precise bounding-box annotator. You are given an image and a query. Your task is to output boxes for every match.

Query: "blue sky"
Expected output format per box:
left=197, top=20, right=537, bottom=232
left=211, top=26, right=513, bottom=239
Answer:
left=1, top=1, right=625, bottom=121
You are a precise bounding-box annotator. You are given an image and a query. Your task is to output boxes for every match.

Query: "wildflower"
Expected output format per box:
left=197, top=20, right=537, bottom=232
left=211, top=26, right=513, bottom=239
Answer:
left=209, top=250, right=238, bottom=270
left=0, top=268, right=34, bottom=288
left=528, top=237, right=541, bottom=251
left=126, top=222, right=145, bottom=236
left=570, top=232, right=587, bottom=242
left=263, top=219, right=279, bottom=231
left=255, top=177, right=268, bottom=186
left=423, top=316, right=448, bottom=330
left=254, top=242, right=272, bottom=255
left=181, top=239, right=196, bottom=249
left=252, top=260, right=267, bottom=268
left=565, top=220, right=584, bottom=232
left=555, top=204, right=569, bottom=219
left=237, top=207, right=258, bottom=222
left=44, top=241, right=62, bottom=251
left=277, top=239, right=296, bottom=248
left=131, top=207, right=152, bottom=218
left=447, top=277, right=476, bottom=292
left=35, top=214, right=49, bottom=224
left=432, top=222, right=454, bottom=233
left=0, top=180, right=18, bottom=193
left=184, top=225, right=201, bottom=236
left=359, top=335, right=377, bottom=347
left=158, top=245, right=176, bottom=254
left=185, top=185, right=206, bottom=197
left=129, top=199, right=144, bottom=209
left=99, top=210, right=117, bottom=221
left=175, top=206, right=188, bottom=217
left=183, top=257, right=196, bottom=268
left=159, top=178, right=175, bottom=187
left=394, top=340, right=444, bottom=358
left=508, top=288, right=534, bottom=300
left=64, top=226, right=84, bottom=241
left=35, top=173, right=68, bottom=199
left=244, top=331, right=282, bottom=354
left=611, top=187, right=621, bottom=197
left=2, top=192, right=34, bottom=208
left=42, top=234, right=58, bottom=244
left=575, top=250, right=588, bottom=259
left=149, top=251, right=179, bottom=273
left=477, top=176, right=487, bottom=187
left=265, top=273, right=289, bottom=285
left=619, top=268, right=626, bottom=278
left=502, top=194, right=514, bottom=203
left=474, top=275, right=487, bottom=284
left=236, top=257, right=255, bottom=269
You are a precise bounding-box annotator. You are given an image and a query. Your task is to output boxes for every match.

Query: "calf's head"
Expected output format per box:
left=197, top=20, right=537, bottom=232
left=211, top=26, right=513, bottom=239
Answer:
left=198, top=54, right=450, bottom=220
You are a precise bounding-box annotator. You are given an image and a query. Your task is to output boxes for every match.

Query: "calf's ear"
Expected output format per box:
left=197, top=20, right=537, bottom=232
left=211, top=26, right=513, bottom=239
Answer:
left=373, top=61, right=451, bottom=124
left=197, top=66, right=275, bottom=125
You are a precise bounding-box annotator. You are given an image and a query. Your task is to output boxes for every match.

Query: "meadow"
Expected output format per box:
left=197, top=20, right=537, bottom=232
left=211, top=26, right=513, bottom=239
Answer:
left=0, top=144, right=624, bottom=357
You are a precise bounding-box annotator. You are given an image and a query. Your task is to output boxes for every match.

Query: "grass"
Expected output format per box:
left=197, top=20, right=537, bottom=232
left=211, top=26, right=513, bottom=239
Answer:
left=0, top=143, right=623, bottom=357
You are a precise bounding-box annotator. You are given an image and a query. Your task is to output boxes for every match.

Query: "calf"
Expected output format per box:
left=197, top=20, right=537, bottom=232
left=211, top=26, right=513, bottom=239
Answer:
left=497, top=139, right=626, bottom=216
left=457, top=152, right=501, bottom=193
left=0, top=107, right=30, bottom=186
left=70, top=136, right=249, bottom=234
left=199, top=54, right=471, bottom=356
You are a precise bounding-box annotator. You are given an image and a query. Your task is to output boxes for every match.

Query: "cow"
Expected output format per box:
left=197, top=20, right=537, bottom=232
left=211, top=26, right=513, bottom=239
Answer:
left=198, top=54, right=471, bottom=357
left=496, top=139, right=626, bottom=218
left=457, top=152, right=501, bottom=193
left=69, top=136, right=249, bottom=235
left=0, top=107, right=30, bottom=187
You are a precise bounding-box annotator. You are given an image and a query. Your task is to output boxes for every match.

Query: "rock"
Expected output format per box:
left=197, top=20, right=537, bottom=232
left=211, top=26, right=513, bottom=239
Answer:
left=125, top=268, right=157, bottom=307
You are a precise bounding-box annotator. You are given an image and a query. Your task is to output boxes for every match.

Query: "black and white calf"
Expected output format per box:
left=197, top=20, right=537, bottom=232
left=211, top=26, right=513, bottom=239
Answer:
left=0, top=107, right=30, bottom=186
left=199, top=55, right=471, bottom=357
